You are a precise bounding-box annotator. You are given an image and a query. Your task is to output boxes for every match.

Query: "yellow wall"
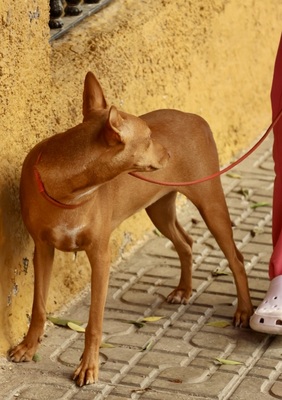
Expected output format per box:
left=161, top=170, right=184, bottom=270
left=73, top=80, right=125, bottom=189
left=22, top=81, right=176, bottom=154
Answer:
left=0, top=0, right=51, bottom=351
left=0, top=0, right=281, bottom=353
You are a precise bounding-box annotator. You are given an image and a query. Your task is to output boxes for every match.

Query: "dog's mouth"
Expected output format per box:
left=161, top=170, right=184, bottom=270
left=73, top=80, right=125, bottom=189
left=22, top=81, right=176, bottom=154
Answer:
left=149, top=151, right=170, bottom=171
left=143, top=165, right=159, bottom=172
left=131, top=164, right=158, bottom=173
left=132, top=148, right=170, bottom=173
left=133, top=159, right=169, bottom=173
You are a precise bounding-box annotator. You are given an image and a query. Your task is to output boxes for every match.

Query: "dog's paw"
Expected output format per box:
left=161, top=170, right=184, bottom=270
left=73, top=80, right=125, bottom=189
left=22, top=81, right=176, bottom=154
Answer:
left=233, top=307, right=252, bottom=328
left=9, top=341, right=37, bottom=363
left=167, top=288, right=191, bottom=305
left=73, top=360, right=98, bottom=387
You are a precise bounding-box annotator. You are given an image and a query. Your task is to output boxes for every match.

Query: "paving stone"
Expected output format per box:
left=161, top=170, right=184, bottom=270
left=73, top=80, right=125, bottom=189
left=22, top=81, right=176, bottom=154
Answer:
left=270, top=381, right=282, bottom=398
left=151, top=368, right=238, bottom=397
left=139, top=350, right=186, bottom=367
left=229, top=377, right=277, bottom=400
left=141, top=391, right=210, bottom=400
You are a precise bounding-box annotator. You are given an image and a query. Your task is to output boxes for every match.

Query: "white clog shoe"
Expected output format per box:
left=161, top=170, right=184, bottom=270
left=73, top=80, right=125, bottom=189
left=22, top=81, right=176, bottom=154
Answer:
left=250, top=275, right=282, bottom=334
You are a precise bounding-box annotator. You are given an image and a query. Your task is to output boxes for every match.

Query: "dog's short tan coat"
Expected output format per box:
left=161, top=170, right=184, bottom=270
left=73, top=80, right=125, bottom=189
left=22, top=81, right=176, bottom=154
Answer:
left=9, top=72, right=253, bottom=386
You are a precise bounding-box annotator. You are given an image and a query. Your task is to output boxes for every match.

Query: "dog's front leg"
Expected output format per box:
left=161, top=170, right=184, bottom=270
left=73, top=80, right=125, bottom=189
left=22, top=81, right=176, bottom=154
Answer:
left=231, top=249, right=253, bottom=327
left=73, top=245, right=111, bottom=387
left=9, top=242, right=54, bottom=362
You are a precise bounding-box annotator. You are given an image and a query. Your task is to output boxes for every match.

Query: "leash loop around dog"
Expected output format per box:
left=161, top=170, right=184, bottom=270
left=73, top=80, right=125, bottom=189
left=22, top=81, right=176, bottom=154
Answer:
left=34, top=152, right=88, bottom=209
left=129, top=108, right=282, bottom=187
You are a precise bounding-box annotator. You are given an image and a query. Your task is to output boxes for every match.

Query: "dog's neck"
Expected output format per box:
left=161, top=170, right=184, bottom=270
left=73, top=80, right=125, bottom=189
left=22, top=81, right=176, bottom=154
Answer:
left=34, top=123, right=127, bottom=206
left=34, top=151, right=103, bottom=208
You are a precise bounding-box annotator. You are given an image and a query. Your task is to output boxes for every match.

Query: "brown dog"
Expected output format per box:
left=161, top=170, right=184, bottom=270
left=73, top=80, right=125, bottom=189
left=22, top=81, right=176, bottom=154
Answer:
left=9, top=72, right=253, bottom=386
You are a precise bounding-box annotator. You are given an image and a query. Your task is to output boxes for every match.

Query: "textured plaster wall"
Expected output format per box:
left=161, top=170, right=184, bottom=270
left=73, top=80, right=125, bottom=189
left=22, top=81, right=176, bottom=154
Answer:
left=50, top=0, right=282, bottom=163
left=0, top=0, right=281, bottom=354
left=0, top=1, right=51, bottom=352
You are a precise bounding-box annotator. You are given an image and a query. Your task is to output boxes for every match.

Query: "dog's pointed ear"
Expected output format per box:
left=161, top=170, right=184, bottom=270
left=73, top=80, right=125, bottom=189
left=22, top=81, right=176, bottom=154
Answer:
left=103, top=106, right=125, bottom=146
left=83, top=72, right=107, bottom=119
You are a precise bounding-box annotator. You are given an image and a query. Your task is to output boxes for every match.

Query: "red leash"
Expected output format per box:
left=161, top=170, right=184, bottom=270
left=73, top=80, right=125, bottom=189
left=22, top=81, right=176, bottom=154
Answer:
left=34, top=109, right=282, bottom=209
left=34, top=152, right=87, bottom=209
left=129, top=108, right=282, bottom=187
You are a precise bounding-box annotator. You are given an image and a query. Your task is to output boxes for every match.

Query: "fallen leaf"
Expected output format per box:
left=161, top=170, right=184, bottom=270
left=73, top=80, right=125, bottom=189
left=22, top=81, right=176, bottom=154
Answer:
left=128, top=320, right=145, bottom=329
left=250, top=227, right=264, bottom=237
left=67, top=322, right=85, bottom=332
left=131, top=388, right=152, bottom=394
left=141, top=340, right=154, bottom=352
left=250, top=202, right=270, bottom=209
left=212, top=267, right=229, bottom=276
left=215, top=358, right=243, bottom=365
left=237, top=188, right=250, bottom=199
left=47, top=316, right=83, bottom=327
left=142, top=316, right=164, bottom=323
left=127, top=316, right=164, bottom=328
left=32, top=353, right=41, bottom=362
left=121, top=319, right=145, bottom=329
left=226, top=173, right=242, bottom=179
left=206, top=321, right=231, bottom=328
left=100, top=342, right=115, bottom=348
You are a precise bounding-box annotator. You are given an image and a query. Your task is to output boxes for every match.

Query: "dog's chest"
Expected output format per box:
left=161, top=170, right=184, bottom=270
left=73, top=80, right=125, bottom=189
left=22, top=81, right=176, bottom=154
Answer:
left=43, top=223, right=92, bottom=252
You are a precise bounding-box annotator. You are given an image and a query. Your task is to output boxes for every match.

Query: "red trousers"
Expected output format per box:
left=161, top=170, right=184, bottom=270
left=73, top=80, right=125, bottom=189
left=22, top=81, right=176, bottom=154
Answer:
left=269, top=33, right=282, bottom=279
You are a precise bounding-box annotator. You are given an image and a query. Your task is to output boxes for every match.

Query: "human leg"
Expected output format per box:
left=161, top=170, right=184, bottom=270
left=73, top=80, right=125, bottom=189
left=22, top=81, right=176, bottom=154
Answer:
left=250, top=34, right=282, bottom=333
left=269, top=33, right=282, bottom=278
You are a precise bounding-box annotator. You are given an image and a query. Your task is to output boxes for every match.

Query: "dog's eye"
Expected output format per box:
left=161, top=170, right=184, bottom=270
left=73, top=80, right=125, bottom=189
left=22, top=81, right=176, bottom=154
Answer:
left=146, top=137, right=152, bottom=149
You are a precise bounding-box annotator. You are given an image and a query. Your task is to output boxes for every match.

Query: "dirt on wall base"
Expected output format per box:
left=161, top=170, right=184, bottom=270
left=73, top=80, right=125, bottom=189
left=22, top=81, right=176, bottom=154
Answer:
left=1, top=0, right=282, bottom=353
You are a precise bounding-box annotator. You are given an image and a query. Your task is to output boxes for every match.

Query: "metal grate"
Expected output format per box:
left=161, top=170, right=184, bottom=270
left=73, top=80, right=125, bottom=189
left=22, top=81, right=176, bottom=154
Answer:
left=50, top=0, right=114, bottom=42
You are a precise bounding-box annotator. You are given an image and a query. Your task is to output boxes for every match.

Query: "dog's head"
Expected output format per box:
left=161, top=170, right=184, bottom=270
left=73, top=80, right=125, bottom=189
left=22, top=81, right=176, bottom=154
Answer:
left=83, top=72, right=170, bottom=174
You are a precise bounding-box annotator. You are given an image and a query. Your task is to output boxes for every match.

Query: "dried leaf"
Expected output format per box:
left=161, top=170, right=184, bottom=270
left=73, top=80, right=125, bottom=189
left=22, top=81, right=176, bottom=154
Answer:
left=127, top=316, right=163, bottom=328
left=250, top=202, right=270, bottom=209
left=226, top=173, right=242, bottom=179
left=131, top=388, right=152, bottom=394
left=251, top=227, right=264, bottom=237
left=212, top=267, right=229, bottom=276
left=141, top=340, right=154, bottom=352
left=206, top=321, right=231, bottom=328
left=47, top=316, right=83, bottom=327
left=100, top=342, right=115, bottom=348
left=168, top=378, right=183, bottom=384
left=215, top=358, right=243, bottom=365
left=128, top=320, right=145, bottom=329
left=142, top=316, right=164, bottom=323
left=121, top=319, right=145, bottom=329
left=32, top=353, right=41, bottom=362
left=237, top=188, right=250, bottom=199
left=67, top=322, right=85, bottom=332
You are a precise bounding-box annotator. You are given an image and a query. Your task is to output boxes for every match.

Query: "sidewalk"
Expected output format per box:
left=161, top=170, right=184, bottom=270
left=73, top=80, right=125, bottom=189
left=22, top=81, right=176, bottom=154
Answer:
left=1, top=133, right=281, bottom=400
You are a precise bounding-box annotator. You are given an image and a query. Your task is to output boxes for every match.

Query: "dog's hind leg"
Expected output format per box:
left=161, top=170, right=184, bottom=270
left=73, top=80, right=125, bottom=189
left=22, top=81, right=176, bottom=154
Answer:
left=181, top=180, right=253, bottom=327
left=146, top=192, right=194, bottom=304
left=9, top=241, right=54, bottom=362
